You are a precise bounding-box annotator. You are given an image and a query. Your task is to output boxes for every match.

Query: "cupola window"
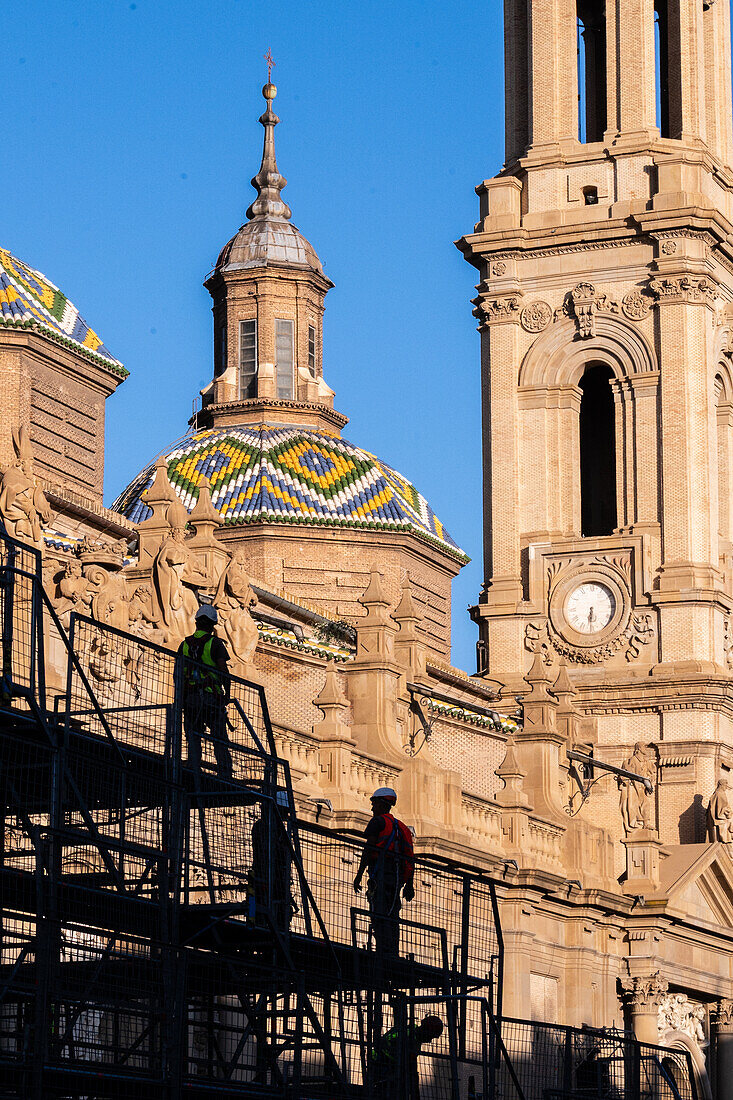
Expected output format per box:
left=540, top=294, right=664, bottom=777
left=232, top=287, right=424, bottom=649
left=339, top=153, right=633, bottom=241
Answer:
left=275, top=319, right=295, bottom=399
left=239, top=320, right=258, bottom=399
left=308, top=324, right=317, bottom=375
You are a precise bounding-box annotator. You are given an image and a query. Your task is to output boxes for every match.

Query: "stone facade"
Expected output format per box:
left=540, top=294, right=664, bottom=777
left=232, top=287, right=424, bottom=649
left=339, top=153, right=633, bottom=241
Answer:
left=7, top=14, right=733, bottom=1096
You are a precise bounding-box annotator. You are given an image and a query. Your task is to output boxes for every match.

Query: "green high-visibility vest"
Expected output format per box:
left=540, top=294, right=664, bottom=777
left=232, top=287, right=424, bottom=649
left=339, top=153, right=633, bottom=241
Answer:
left=182, top=630, right=222, bottom=693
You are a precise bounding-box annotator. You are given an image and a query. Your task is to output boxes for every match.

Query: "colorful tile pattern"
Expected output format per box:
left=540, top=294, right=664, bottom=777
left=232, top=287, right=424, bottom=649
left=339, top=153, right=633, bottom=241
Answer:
left=113, top=425, right=466, bottom=559
left=0, top=248, right=125, bottom=373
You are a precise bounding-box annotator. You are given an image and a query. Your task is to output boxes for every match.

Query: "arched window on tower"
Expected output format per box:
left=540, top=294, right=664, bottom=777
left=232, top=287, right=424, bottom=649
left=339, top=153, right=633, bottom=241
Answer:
left=577, top=0, right=607, bottom=143
left=715, top=373, right=733, bottom=549
left=654, top=0, right=671, bottom=137
left=579, top=364, right=617, bottom=536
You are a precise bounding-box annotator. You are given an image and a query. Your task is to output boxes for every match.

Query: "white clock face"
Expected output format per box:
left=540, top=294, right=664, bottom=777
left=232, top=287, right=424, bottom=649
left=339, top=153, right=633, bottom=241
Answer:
left=565, top=582, right=616, bottom=635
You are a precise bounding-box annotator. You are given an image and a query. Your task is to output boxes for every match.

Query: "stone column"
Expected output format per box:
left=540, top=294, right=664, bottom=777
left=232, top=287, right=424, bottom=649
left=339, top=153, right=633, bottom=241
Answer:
left=702, top=0, right=733, bottom=168
left=621, top=974, right=668, bottom=1045
left=526, top=0, right=578, bottom=154
left=714, top=999, right=733, bottom=1100
left=607, top=0, right=658, bottom=142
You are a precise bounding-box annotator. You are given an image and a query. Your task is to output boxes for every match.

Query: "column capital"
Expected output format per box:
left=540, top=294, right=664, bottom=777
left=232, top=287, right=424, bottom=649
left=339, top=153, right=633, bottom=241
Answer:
left=620, top=973, right=669, bottom=1012
left=713, top=999, right=733, bottom=1033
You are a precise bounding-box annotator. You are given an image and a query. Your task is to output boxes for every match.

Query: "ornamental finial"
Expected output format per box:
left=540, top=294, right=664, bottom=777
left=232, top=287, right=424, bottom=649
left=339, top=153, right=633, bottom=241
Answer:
left=246, top=54, right=292, bottom=222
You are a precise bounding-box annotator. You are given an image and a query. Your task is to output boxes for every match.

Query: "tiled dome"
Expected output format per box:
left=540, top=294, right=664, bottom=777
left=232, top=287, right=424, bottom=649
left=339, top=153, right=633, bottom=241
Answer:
left=112, top=424, right=466, bottom=560
left=0, top=248, right=124, bottom=373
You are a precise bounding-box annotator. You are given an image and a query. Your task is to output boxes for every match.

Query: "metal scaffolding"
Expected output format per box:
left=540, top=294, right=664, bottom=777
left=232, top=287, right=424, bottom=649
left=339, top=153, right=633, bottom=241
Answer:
left=0, top=527, right=699, bottom=1099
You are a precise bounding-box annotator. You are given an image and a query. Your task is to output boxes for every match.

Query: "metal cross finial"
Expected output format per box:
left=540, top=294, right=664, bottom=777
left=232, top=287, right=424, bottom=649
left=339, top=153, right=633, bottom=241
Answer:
left=264, top=49, right=275, bottom=82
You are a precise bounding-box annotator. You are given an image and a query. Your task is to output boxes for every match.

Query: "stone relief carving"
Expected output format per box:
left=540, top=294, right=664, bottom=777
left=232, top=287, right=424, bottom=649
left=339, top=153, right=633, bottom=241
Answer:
left=707, top=776, right=733, bottom=844
left=618, top=742, right=657, bottom=834
left=520, top=301, right=553, bottom=332
left=213, top=546, right=259, bottom=672
left=621, top=292, right=651, bottom=321
left=525, top=616, right=654, bottom=666
left=0, top=427, right=52, bottom=545
left=658, top=994, right=707, bottom=1046
left=563, top=282, right=652, bottom=337
left=571, top=282, right=599, bottom=337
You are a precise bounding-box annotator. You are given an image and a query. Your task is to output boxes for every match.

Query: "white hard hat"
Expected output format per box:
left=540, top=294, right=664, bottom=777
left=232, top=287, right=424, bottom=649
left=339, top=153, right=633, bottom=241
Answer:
left=371, top=787, right=397, bottom=804
left=195, top=603, right=218, bottom=624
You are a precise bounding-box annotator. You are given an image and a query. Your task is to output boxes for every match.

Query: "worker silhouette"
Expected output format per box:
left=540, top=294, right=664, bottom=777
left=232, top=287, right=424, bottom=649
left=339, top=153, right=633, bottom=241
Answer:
left=371, top=1014, right=444, bottom=1099
left=250, top=790, right=296, bottom=932
left=353, top=787, right=414, bottom=956
left=179, top=604, right=232, bottom=779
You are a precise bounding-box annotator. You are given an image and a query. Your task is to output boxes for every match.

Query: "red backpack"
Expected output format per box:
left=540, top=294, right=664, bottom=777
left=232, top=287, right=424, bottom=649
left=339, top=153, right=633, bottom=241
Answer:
left=373, top=813, right=415, bottom=884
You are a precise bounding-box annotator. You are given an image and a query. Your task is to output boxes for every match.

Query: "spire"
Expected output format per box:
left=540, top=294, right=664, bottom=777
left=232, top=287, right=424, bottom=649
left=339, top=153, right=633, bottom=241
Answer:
left=246, top=58, right=291, bottom=223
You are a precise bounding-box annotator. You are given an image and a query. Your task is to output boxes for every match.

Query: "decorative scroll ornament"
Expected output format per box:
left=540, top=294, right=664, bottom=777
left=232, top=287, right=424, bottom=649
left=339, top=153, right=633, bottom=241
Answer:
left=571, top=282, right=598, bottom=337
left=520, top=301, right=553, bottom=333
left=525, top=611, right=653, bottom=666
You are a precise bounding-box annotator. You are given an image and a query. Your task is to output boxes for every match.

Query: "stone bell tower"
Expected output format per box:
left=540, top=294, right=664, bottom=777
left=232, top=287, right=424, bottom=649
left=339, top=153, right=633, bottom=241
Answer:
left=458, top=0, right=733, bottom=830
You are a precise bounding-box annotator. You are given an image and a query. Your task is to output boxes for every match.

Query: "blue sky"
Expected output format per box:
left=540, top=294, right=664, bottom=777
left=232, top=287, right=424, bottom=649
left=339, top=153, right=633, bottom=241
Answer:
left=4, top=0, right=506, bottom=669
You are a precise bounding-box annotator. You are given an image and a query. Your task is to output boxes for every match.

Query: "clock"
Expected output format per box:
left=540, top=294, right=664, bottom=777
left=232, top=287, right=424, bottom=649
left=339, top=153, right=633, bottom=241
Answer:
left=565, top=582, right=616, bottom=635
left=548, top=567, right=629, bottom=649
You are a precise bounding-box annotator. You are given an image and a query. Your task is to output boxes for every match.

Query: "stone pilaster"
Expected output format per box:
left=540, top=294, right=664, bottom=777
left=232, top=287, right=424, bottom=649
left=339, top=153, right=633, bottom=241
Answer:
left=714, top=999, right=733, bottom=1100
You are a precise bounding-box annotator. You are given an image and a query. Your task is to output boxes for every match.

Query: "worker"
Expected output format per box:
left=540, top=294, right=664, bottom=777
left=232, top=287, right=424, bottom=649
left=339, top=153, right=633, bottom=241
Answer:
left=250, top=790, right=296, bottom=932
left=371, top=1014, right=444, bottom=1099
left=179, top=604, right=232, bottom=779
left=353, top=787, right=414, bottom=956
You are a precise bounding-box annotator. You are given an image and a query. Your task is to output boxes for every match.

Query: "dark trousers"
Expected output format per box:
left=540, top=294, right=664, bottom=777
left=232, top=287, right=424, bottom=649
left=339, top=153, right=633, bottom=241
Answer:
left=368, top=872, right=401, bottom=956
left=183, top=691, right=232, bottom=778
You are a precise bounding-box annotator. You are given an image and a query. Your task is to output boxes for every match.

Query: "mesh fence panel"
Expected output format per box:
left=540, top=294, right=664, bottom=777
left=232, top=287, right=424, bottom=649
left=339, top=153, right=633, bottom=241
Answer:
left=0, top=536, right=42, bottom=704
left=501, top=1017, right=699, bottom=1100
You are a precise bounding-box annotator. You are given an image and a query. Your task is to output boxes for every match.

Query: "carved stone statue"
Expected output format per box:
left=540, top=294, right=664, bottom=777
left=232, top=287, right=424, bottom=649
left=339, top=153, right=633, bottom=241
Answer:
left=151, top=501, right=208, bottom=643
left=0, top=427, right=52, bottom=545
left=619, top=742, right=657, bottom=833
left=658, top=993, right=707, bottom=1046
left=213, top=547, right=259, bottom=671
left=128, top=585, right=164, bottom=643
left=53, top=558, right=94, bottom=627
left=708, top=777, right=733, bottom=844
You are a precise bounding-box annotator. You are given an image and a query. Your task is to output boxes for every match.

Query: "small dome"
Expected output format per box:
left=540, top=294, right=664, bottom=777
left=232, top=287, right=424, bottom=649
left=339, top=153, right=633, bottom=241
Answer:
left=0, top=247, right=124, bottom=372
left=112, top=424, right=466, bottom=560
left=215, top=219, right=323, bottom=275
